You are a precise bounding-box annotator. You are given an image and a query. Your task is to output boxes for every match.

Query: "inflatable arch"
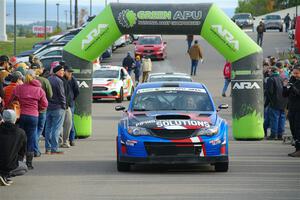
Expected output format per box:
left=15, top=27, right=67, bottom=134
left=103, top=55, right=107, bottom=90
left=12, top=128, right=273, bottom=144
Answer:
left=63, top=3, right=264, bottom=140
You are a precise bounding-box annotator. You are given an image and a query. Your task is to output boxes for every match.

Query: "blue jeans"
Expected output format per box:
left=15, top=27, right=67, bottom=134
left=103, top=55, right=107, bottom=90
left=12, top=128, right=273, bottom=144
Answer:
left=222, top=78, right=231, bottom=95
left=263, top=106, right=270, bottom=136
left=191, top=60, right=199, bottom=76
left=19, top=115, right=39, bottom=153
left=69, top=106, right=76, bottom=142
left=269, top=107, right=285, bottom=137
left=33, top=112, right=47, bottom=155
left=45, top=109, right=65, bottom=152
left=187, top=40, right=192, bottom=51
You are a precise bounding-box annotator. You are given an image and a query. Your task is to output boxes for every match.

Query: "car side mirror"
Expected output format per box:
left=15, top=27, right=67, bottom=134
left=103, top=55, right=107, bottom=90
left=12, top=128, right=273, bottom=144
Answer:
left=115, top=105, right=126, bottom=111
left=217, top=104, right=229, bottom=112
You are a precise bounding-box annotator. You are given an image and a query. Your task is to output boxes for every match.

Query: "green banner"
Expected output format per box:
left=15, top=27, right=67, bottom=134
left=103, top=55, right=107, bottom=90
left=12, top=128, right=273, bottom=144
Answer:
left=201, top=4, right=262, bottom=62
left=64, top=5, right=122, bottom=62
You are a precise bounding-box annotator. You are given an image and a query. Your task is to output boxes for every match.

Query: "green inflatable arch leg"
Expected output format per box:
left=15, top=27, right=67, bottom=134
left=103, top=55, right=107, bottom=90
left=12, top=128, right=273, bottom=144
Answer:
left=63, top=3, right=264, bottom=140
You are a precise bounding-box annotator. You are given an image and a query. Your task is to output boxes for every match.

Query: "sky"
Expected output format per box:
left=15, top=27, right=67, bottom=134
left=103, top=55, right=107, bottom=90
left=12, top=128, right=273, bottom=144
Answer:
left=6, top=0, right=238, bottom=25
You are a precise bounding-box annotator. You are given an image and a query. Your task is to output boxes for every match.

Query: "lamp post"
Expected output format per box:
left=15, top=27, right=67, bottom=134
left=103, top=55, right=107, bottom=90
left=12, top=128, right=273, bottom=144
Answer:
left=65, top=10, right=68, bottom=28
left=90, top=0, right=92, bottom=16
left=44, top=0, right=47, bottom=40
left=70, top=0, right=72, bottom=27
left=75, top=0, right=78, bottom=28
left=14, top=0, right=16, bottom=56
left=56, top=3, right=60, bottom=30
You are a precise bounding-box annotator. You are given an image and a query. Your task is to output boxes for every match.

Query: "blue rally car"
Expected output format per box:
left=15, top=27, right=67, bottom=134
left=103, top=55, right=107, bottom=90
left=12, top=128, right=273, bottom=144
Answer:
left=115, top=82, right=229, bottom=172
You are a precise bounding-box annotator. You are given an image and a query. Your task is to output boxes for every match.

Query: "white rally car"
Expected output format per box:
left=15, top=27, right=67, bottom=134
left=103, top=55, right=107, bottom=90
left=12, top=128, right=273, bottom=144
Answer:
left=93, top=65, right=134, bottom=103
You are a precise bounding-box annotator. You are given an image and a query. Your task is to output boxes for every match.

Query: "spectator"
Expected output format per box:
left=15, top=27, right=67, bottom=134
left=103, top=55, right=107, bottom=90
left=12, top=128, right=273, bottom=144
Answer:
left=0, top=55, right=11, bottom=85
left=122, top=52, right=135, bottom=75
left=188, top=40, right=203, bottom=76
left=222, top=61, right=231, bottom=97
left=186, top=35, right=194, bottom=52
left=284, top=13, right=291, bottom=32
left=60, top=66, right=74, bottom=148
left=270, top=57, right=277, bottom=67
left=34, top=65, right=53, bottom=157
left=283, top=65, right=300, bottom=157
left=276, top=61, right=289, bottom=80
left=256, top=21, right=265, bottom=47
left=142, top=55, right=152, bottom=82
left=3, top=72, right=23, bottom=120
left=45, top=64, right=66, bottom=154
left=65, top=66, right=79, bottom=146
left=0, top=110, right=28, bottom=186
left=9, top=70, right=48, bottom=169
left=284, top=59, right=293, bottom=75
left=263, top=65, right=272, bottom=137
left=265, top=67, right=288, bottom=140
left=134, top=55, right=141, bottom=85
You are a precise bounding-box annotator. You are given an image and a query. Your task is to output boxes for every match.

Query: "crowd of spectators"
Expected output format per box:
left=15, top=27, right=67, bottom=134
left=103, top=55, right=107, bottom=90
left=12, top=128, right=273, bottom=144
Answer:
left=0, top=54, right=79, bottom=186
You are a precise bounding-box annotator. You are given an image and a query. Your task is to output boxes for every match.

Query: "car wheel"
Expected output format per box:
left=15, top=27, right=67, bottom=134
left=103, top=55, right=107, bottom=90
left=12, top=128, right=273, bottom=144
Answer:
left=215, top=162, right=229, bottom=172
left=127, top=86, right=134, bottom=101
left=117, top=159, right=131, bottom=172
left=280, top=28, right=283, bottom=32
left=116, top=88, right=123, bottom=103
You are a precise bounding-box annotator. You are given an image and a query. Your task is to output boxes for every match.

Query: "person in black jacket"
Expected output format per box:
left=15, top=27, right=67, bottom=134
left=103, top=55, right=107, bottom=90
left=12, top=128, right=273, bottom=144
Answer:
left=256, top=21, right=265, bottom=47
left=283, top=65, right=300, bottom=157
left=0, top=110, right=28, bottom=186
left=265, top=67, right=288, bottom=140
left=66, top=67, right=79, bottom=146
left=122, top=52, right=135, bottom=75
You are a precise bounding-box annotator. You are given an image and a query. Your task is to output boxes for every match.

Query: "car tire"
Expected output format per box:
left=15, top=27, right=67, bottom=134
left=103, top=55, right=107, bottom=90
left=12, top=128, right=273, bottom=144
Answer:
left=117, top=160, right=131, bottom=172
left=215, top=162, right=229, bottom=172
left=127, top=86, right=134, bottom=101
left=116, top=88, right=123, bottom=103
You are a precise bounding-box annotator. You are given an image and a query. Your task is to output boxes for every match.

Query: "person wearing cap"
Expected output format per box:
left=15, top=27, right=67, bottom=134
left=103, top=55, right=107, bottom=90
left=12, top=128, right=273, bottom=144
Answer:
left=0, top=55, right=11, bottom=85
left=3, top=71, right=23, bottom=119
left=134, top=55, right=141, bottom=85
left=45, top=64, right=66, bottom=154
left=59, top=65, right=75, bottom=148
left=0, top=55, right=9, bottom=112
left=283, top=65, right=300, bottom=157
left=9, top=70, right=48, bottom=169
left=122, top=51, right=135, bottom=75
left=0, top=109, right=28, bottom=186
left=141, top=55, right=152, bottom=82
left=64, top=65, right=79, bottom=146
left=265, top=66, right=288, bottom=140
left=188, top=40, right=203, bottom=76
left=34, top=64, right=53, bottom=157
left=276, top=61, right=289, bottom=80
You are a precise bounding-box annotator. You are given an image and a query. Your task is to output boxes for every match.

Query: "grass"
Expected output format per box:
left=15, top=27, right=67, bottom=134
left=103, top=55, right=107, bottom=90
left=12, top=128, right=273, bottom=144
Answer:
left=0, top=37, right=44, bottom=57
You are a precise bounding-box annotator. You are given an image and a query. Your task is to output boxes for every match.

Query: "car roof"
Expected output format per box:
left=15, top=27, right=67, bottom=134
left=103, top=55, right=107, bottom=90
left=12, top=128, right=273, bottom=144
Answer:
left=137, top=82, right=205, bottom=90
left=139, top=35, right=162, bottom=38
left=149, top=72, right=191, bottom=77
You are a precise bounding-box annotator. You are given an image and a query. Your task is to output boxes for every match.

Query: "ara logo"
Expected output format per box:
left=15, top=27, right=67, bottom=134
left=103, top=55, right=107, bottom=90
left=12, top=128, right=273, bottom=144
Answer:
left=81, top=24, right=109, bottom=50
left=78, top=81, right=89, bottom=88
left=211, top=25, right=239, bottom=51
left=232, top=82, right=260, bottom=90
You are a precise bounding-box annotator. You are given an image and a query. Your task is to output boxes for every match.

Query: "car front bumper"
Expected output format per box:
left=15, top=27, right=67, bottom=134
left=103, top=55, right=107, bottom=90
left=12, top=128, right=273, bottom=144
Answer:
left=119, top=155, right=228, bottom=165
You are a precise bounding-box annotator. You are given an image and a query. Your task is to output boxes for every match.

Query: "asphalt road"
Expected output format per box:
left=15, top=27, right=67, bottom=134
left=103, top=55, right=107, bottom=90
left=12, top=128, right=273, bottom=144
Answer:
left=1, top=32, right=300, bottom=200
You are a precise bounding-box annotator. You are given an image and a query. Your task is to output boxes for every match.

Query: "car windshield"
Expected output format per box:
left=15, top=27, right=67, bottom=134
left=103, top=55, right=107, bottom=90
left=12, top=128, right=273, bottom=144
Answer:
left=149, top=77, right=192, bottom=82
left=132, top=87, right=213, bottom=111
left=234, top=14, right=251, bottom=19
left=265, top=15, right=281, bottom=20
left=93, top=70, right=119, bottom=78
left=138, top=37, right=162, bottom=45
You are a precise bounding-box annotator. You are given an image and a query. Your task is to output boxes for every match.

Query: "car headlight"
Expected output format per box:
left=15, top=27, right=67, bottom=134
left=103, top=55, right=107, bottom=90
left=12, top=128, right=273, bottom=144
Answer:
left=127, top=126, right=151, bottom=136
left=195, top=126, right=219, bottom=136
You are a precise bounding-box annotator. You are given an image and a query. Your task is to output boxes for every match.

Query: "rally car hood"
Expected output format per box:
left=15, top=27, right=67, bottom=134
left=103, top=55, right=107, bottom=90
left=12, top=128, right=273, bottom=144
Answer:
left=127, top=111, right=217, bottom=130
left=93, top=78, right=118, bottom=85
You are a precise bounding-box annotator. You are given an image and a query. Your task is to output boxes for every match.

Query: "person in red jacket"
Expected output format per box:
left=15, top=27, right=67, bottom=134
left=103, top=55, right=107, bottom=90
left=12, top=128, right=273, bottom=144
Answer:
left=222, top=61, right=232, bottom=97
left=9, top=70, right=48, bottom=170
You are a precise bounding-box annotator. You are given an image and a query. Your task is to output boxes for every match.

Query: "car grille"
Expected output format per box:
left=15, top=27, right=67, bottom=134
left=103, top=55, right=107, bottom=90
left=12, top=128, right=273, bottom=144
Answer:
left=150, top=129, right=196, bottom=139
left=143, top=50, right=154, bottom=53
left=144, top=142, right=202, bottom=156
left=93, top=86, right=108, bottom=91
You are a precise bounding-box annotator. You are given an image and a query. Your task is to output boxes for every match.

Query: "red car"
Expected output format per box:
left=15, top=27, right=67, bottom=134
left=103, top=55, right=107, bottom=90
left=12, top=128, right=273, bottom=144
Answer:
left=134, top=35, right=167, bottom=60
